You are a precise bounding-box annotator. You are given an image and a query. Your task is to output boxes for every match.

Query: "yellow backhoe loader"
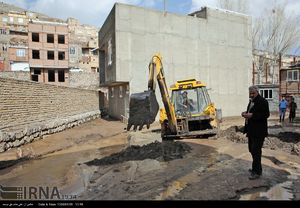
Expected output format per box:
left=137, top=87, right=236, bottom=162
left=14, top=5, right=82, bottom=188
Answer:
left=127, top=53, right=221, bottom=139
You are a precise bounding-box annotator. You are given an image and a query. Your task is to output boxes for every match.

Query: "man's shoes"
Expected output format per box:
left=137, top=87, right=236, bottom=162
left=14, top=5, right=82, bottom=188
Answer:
left=249, top=172, right=261, bottom=180
left=248, top=168, right=253, bottom=173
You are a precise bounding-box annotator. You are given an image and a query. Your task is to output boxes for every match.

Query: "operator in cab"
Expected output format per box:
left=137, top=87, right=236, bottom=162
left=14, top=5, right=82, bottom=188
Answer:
left=180, top=91, right=195, bottom=112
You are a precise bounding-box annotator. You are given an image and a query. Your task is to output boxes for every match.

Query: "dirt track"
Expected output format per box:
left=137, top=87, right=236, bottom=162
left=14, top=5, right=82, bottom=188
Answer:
left=0, top=116, right=299, bottom=200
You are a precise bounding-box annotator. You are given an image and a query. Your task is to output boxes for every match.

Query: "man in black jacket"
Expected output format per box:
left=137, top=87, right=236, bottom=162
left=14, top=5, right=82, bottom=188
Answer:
left=242, top=85, right=270, bottom=180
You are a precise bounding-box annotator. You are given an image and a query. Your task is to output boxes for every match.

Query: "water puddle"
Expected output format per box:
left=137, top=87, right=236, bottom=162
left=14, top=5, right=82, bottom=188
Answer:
left=0, top=150, right=97, bottom=199
left=239, top=181, right=294, bottom=200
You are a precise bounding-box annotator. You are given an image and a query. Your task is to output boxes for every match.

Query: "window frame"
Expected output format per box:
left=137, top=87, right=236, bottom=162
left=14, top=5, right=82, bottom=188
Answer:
left=287, top=70, right=299, bottom=81
left=259, top=89, right=273, bottom=100
left=47, top=34, right=54, bottom=43
left=48, top=69, right=55, bottom=82
left=119, top=86, right=123, bottom=98
left=58, top=35, right=65, bottom=44
left=16, top=49, right=25, bottom=57
left=69, top=47, right=76, bottom=55
left=47, top=51, right=54, bottom=60
left=32, top=50, right=40, bottom=59
left=107, top=38, right=112, bottom=66
left=58, top=51, right=65, bottom=60
left=32, top=32, right=39, bottom=42
left=110, top=87, right=114, bottom=98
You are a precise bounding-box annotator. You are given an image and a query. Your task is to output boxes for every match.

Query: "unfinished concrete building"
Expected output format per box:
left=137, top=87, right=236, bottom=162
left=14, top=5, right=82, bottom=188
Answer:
left=28, top=20, right=69, bottom=85
left=99, top=3, right=252, bottom=119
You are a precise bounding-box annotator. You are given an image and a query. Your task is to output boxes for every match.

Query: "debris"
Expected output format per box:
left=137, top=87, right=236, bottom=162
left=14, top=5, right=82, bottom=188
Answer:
left=85, top=141, right=192, bottom=166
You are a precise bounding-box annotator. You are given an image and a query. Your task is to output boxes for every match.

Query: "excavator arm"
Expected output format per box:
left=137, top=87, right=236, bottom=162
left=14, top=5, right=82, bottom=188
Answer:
left=127, top=53, right=177, bottom=134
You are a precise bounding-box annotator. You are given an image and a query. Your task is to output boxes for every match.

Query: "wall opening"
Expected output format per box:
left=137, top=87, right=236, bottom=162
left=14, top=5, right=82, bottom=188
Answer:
left=58, top=51, right=65, bottom=60
left=58, top=69, right=65, bottom=82
left=58, top=35, right=65, bottom=44
left=47, top=34, right=54, bottom=43
left=34, top=69, right=41, bottom=75
left=47, top=51, right=54, bottom=60
left=48, top=69, right=55, bottom=82
left=99, top=50, right=105, bottom=84
left=31, top=74, right=38, bottom=82
left=32, top=33, right=39, bottom=42
left=32, top=50, right=40, bottom=59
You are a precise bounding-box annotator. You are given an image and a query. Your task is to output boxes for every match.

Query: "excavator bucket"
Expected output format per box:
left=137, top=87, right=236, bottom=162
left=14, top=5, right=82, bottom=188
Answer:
left=127, top=90, right=159, bottom=131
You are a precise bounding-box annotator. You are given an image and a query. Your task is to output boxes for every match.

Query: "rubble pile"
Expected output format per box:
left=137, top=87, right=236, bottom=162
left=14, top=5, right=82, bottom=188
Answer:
left=85, top=141, right=192, bottom=166
left=222, top=126, right=300, bottom=156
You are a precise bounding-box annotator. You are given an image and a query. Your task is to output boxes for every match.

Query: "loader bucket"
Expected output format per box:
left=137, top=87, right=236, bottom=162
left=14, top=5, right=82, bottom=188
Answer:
left=127, top=90, right=159, bottom=131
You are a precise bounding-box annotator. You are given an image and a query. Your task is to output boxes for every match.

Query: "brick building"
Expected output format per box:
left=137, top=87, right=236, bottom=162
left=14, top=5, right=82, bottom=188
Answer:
left=28, top=20, right=69, bottom=85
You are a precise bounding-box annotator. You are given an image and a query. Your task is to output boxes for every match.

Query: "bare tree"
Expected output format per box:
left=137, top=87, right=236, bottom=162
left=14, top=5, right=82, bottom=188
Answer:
left=217, top=0, right=300, bottom=84
left=253, top=1, right=300, bottom=55
left=252, top=0, right=300, bottom=84
left=217, top=0, right=249, bottom=14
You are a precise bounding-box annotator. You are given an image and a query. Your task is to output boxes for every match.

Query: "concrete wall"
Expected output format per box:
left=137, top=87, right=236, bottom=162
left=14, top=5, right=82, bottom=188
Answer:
left=108, top=83, right=129, bottom=119
left=108, top=4, right=252, bottom=117
left=99, top=5, right=116, bottom=83
left=0, top=77, right=100, bottom=152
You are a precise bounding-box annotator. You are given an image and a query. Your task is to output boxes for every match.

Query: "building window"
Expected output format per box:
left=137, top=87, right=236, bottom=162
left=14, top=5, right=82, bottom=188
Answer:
left=107, top=38, right=112, bottom=66
left=32, top=33, right=39, bottom=42
left=48, top=70, right=55, bottom=82
left=58, top=51, right=65, bottom=60
left=32, top=50, right=40, bottom=59
left=47, top=51, right=54, bottom=60
left=82, top=48, right=89, bottom=55
left=69, top=47, right=75, bottom=55
left=58, top=35, right=65, bottom=44
left=287, top=70, right=299, bottom=81
left=260, top=89, right=273, bottom=99
left=9, top=17, right=13, bottom=23
left=47, top=34, right=54, bottom=43
left=119, top=86, right=123, bottom=98
left=2, top=17, right=8, bottom=22
left=34, top=69, right=41, bottom=75
left=58, top=70, right=65, bottom=82
left=110, top=87, right=114, bottom=98
left=16, top=49, right=25, bottom=57
left=17, top=18, right=23, bottom=24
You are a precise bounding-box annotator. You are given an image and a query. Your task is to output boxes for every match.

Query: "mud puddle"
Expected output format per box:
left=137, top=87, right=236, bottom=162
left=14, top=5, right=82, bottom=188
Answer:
left=85, top=141, right=192, bottom=166
left=239, top=181, right=294, bottom=200
left=0, top=144, right=125, bottom=199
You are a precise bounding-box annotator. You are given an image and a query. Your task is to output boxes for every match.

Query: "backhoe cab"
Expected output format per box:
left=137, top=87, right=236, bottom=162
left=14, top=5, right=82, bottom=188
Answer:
left=160, top=79, right=221, bottom=138
left=127, top=53, right=221, bottom=139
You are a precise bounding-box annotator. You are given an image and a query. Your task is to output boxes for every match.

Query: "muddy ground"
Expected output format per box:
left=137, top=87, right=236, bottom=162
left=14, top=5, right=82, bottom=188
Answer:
left=0, top=116, right=299, bottom=200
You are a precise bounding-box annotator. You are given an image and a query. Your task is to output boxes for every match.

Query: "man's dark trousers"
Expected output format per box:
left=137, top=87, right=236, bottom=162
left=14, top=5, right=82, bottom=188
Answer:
left=248, top=136, right=265, bottom=175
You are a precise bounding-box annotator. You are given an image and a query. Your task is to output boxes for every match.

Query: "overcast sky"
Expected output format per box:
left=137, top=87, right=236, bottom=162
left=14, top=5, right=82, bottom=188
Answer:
left=1, top=0, right=300, bottom=27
